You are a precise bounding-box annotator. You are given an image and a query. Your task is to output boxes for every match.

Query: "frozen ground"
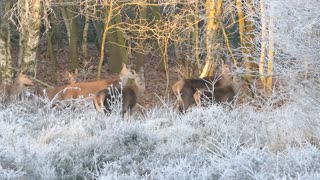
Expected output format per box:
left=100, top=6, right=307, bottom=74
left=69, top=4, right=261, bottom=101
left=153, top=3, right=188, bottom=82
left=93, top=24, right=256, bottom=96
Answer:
left=0, top=90, right=319, bottom=179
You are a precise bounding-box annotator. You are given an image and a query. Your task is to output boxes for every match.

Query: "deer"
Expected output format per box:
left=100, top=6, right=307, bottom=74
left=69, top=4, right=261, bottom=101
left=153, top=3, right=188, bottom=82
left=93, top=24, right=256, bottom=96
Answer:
left=193, top=81, right=240, bottom=107
left=0, top=71, right=34, bottom=104
left=38, top=69, right=79, bottom=100
left=58, top=64, right=137, bottom=101
left=94, top=67, right=145, bottom=116
left=172, top=64, right=240, bottom=112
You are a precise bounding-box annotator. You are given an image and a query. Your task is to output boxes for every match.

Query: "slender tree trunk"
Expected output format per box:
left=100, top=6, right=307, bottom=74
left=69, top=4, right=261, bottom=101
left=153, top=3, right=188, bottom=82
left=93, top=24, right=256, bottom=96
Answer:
left=200, top=0, right=223, bottom=77
left=159, top=37, right=170, bottom=98
left=82, top=3, right=90, bottom=66
left=194, top=1, right=201, bottom=75
left=65, top=3, right=79, bottom=71
left=0, top=0, right=13, bottom=84
left=200, top=0, right=215, bottom=78
left=97, top=0, right=114, bottom=79
left=107, top=12, right=129, bottom=74
left=259, top=0, right=267, bottom=89
left=114, top=13, right=129, bottom=64
left=266, top=16, right=274, bottom=95
left=136, top=5, right=147, bottom=72
left=81, top=15, right=90, bottom=65
left=108, top=29, right=123, bottom=74
left=149, top=0, right=165, bottom=70
left=18, top=0, right=41, bottom=76
left=236, top=0, right=256, bottom=97
left=47, top=26, right=58, bottom=83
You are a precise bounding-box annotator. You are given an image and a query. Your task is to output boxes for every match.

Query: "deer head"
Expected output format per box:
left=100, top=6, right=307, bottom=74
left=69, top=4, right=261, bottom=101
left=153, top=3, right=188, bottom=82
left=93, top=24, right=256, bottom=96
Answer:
left=17, top=71, right=33, bottom=86
left=66, top=68, right=79, bottom=84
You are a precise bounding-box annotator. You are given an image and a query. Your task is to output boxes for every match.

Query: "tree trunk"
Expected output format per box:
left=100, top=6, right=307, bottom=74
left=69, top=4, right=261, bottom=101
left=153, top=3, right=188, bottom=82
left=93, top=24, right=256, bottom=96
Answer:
left=47, top=26, right=58, bottom=83
left=18, top=0, right=41, bottom=76
left=266, top=16, right=274, bottom=95
left=0, top=0, right=13, bottom=84
left=136, top=5, right=147, bottom=72
left=97, top=0, right=114, bottom=79
left=259, top=0, right=267, bottom=90
left=65, top=3, right=79, bottom=71
left=236, top=0, right=256, bottom=97
left=107, top=29, right=123, bottom=74
left=193, top=1, right=201, bottom=75
left=81, top=0, right=90, bottom=65
left=114, top=13, right=129, bottom=65
left=200, top=0, right=223, bottom=77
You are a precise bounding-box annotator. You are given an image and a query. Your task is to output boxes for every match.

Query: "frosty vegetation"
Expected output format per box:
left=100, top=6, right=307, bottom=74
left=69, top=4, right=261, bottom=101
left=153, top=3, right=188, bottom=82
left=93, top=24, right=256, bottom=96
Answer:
left=0, top=93, right=319, bottom=179
left=1, top=0, right=320, bottom=179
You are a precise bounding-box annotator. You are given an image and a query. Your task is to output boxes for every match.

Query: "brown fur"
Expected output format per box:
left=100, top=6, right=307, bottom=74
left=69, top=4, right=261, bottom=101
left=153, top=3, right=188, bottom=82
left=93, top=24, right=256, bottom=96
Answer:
left=61, top=65, right=136, bottom=100
left=193, top=85, right=238, bottom=107
left=0, top=72, right=33, bottom=104
left=38, top=69, right=79, bottom=100
left=94, top=70, right=145, bottom=116
left=39, top=64, right=135, bottom=101
left=172, top=64, right=237, bottom=112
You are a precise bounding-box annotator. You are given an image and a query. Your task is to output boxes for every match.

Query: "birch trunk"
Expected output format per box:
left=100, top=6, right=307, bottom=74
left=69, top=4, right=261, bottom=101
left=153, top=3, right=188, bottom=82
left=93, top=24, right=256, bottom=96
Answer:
left=266, top=16, right=274, bottom=95
left=0, top=0, right=13, bottom=84
left=18, top=0, right=41, bottom=76
left=200, top=0, right=223, bottom=77
left=259, top=0, right=267, bottom=89
left=81, top=0, right=89, bottom=65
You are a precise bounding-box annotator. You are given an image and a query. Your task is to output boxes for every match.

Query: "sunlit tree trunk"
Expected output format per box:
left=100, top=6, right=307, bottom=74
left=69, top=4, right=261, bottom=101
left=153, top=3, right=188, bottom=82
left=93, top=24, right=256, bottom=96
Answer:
left=97, top=0, right=114, bottom=79
left=200, top=0, right=223, bottom=78
left=259, top=0, right=267, bottom=89
left=266, top=16, right=274, bottom=95
left=18, top=0, right=41, bottom=76
left=0, top=0, right=13, bottom=84
left=236, top=0, right=256, bottom=97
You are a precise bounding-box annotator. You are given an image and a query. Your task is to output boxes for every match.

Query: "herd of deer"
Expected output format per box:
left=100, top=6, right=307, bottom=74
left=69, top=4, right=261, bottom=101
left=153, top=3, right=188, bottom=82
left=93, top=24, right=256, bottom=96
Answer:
left=0, top=63, right=241, bottom=115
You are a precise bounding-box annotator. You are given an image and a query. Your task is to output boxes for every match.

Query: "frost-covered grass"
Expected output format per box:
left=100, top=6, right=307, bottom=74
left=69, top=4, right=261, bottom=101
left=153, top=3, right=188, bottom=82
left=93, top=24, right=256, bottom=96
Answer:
left=0, top=92, right=319, bottom=179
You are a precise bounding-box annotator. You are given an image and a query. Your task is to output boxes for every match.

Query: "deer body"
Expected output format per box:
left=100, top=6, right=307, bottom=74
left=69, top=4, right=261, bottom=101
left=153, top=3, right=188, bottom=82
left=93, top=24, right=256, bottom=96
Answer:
left=61, top=78, right=121, bottom=100
left=172, top=64, right=239, bottom=112
left=39, top=64, right=135, bottom=102
left=193, top=85, right=237, bottom=107
left=0, top=72, right=33, bottom=103
left=94, top=69, right=145, bottom=116
left=38, top=69, right=79, bottom=100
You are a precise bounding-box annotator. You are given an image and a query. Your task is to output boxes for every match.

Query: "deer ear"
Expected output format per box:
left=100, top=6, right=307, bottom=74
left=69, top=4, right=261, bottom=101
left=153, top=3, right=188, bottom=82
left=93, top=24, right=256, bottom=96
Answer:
left=66, top=70, right=71, bottom=77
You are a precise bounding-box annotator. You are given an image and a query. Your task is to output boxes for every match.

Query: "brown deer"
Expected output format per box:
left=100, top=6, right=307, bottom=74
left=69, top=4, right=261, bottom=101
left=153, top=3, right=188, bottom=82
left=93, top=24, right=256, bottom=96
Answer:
left=66, top=68, right=79, bottom=84
left=0, top=71, right=34, bottom=104
left=94, top=67, right=145, bottom=116
left=193, top=81, right=240, bottom=107
left=38, top=69, right=79, bottom=100
left=58, top=64, right=137, bottom=101
left=172, top=64, right=239, bottom=112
